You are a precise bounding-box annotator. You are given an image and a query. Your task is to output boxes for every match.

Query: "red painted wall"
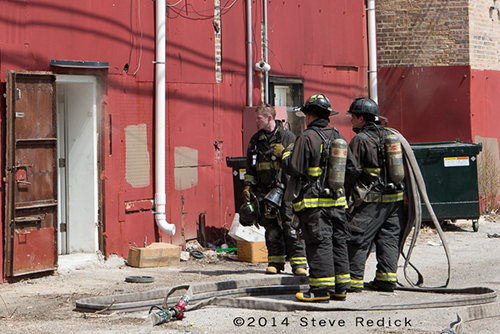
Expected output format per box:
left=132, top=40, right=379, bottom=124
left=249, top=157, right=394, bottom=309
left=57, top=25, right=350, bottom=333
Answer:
left=102, top=76, right=156, bottom=256
left=266, top=0, right=368, bottom=141
left=378, top=66, right=500, bottom=155
left=160, top=0, right=370, bottom=246
left=378, top=66, right=473, bottom=143
left=0, top=0, right=370, bottom=267
left=378, top=66, right=500, bottom=215
left=470, top=69, right=500, bottom=142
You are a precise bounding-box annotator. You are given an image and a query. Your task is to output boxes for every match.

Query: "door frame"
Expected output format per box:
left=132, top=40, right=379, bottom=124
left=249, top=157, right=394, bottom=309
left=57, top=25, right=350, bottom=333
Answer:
left=55, top=75, right=99, bottom=254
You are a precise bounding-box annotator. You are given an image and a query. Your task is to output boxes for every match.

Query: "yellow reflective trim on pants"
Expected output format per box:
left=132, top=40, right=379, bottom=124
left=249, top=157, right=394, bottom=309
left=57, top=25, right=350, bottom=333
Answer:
left=364, top=191, right=404, bottom=203
left=307, top=167, right=323, bottom=177
left=293, top=197, right=347, bottom=211
left=350, top=279, right=364, bottom=288
left=289, top=257, right=307, bottom=265
left=268, top=255, right=286, bottom=263
left=309, top=276, right=336, bottom=287
left=335, top=274, right=351, bottom=284
left=376, top=272, right=398, bottom=282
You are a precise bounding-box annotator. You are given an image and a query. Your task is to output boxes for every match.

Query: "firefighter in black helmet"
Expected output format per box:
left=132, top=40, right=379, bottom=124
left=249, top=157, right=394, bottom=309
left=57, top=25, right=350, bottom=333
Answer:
left=345, top=97, right=406, bottom=293
left=283, top=94, right=357, bottom=303
left=242, top=104, right=307, bottom=276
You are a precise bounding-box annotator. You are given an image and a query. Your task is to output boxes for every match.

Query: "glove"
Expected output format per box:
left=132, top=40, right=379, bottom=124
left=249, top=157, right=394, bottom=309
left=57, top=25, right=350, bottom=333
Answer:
left=271, top=143, right=285, bottom=159
left=242, top=185, right=253, bottom=202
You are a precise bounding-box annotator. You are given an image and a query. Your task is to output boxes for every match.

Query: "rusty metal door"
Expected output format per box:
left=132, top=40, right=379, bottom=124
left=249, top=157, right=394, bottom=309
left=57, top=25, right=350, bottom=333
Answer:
left=4, top=70, right=58, bottom=277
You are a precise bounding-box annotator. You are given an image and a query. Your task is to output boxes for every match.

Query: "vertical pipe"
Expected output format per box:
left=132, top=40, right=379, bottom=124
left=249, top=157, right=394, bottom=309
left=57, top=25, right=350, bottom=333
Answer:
left=247, top=0, right=253, bottom=106
left=263, top=0, right=269, bottom=104
left=155, top=0, right=175, bottom=235
left=367, top=0, right=378, bottom=103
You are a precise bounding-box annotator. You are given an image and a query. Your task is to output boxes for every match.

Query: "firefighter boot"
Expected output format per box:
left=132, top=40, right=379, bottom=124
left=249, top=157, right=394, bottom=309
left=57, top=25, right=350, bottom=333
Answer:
left=295, top=290, right=330, bottom=303
left=266, top=264, right=284, bottom=274
left=368, top=280, right=395, bottom=292
left=293, top=267, right=307, bottom=276
left=330, top=291, right=347, bottom=301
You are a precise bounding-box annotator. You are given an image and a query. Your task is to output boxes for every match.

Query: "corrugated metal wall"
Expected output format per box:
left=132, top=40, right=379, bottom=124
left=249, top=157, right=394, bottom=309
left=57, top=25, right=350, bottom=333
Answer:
left=0, top=0, right=370, bottom=271
left=159, top=0, right=369, bottom=246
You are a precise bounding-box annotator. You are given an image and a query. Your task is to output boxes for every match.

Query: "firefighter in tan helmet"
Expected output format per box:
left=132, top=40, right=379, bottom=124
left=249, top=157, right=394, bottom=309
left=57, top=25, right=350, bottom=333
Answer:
left=283, top=94, right=357, bottom=303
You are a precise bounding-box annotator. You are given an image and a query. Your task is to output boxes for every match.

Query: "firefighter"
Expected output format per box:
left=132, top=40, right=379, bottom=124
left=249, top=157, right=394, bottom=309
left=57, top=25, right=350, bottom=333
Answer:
left=283, top=94, right=356, bottom=303
left=345, top=97, right=406, bottom=293
left=242, top=104, right=307, bottom=276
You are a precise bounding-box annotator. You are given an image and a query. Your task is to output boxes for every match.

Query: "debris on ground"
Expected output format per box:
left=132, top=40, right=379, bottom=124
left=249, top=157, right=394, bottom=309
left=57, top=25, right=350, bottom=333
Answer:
left=182, top=240, right=228, bottom=263
left=185, top=240, right=204, bottom=252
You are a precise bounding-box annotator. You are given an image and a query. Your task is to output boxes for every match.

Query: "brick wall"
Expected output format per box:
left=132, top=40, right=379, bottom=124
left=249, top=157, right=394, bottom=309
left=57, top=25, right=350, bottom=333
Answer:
left=376, top=0, right=500, bottom=70
left=469, top=0, right=500, bottom=70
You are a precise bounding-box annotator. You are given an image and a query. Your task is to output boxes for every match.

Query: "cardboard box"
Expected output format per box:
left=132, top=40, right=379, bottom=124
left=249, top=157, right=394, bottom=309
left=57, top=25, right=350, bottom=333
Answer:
left=237, top=240, right=268, bottom=263
left=229, top=214, right=266, bottom=242
left=128, top=242, right=181, bottom=268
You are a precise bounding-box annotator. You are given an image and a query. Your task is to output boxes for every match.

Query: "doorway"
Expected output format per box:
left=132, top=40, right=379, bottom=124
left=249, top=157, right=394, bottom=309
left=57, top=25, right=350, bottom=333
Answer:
left=269, top=76, right=304, bottom=136
left=56, top=75, right=99, bottom=254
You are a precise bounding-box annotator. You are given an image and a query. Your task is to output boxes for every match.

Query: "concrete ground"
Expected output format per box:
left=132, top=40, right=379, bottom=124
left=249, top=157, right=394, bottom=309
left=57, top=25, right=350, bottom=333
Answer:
left=0, top=217, right=499, bottom=334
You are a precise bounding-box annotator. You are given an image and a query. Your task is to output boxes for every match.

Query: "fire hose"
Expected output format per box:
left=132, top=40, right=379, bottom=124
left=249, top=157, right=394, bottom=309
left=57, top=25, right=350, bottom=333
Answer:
left=76, top=130, right=499, bottom=333
left=387, top=128, right=452, bottom=288
left=76, top=275, right=497, bottom=334
left=388, top=128, right=499, bottom=333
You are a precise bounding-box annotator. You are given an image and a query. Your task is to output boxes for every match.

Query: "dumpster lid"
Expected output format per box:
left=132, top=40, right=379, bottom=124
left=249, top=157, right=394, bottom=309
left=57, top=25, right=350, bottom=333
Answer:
left=226, top=156, right=247, bottom=168
left=410, top=141, right=482, bottom=158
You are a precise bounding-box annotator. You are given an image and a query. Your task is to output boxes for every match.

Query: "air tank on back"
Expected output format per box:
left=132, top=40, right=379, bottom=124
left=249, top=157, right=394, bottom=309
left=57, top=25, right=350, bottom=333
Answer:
left=385, top=134, right=405, bottom=183
left=328, top=138, right=348, bottom=190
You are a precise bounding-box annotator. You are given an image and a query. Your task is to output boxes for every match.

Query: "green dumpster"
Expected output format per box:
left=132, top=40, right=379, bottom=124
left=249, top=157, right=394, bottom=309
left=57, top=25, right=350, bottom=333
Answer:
left=226, top=156, right=247, bottom=212
left=410, top=141, right=483, bottom=232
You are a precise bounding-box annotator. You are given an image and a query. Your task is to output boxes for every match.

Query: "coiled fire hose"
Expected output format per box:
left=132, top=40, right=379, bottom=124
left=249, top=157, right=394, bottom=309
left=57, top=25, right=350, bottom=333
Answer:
left=76, top=130, right=498, bottom=334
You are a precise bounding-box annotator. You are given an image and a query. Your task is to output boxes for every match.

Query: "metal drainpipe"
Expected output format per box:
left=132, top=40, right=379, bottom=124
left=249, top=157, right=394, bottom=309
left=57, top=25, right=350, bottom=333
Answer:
left=263, top=0, right=269, bottom=104
left=154, top=0, right=176, bottom=235
left=367, top=0, right=378, bottom=103
left=247, top=0, right=253, bottom=106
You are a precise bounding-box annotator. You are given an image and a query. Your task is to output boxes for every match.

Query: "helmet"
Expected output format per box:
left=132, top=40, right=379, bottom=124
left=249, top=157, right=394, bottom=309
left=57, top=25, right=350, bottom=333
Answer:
left=239, top=202, right=258, bottom=227
left=301, top=94, right=338, bottom=118
left=347, top=97, right=379, bottom=117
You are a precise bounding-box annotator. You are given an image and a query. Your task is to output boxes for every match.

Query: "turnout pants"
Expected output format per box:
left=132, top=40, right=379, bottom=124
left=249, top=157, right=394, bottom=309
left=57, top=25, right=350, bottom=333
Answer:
left=258, top=200, right=306, bottom=271
left=347, top=200, right=405, bottom=289
left=297, top=207, right=350, bottom=294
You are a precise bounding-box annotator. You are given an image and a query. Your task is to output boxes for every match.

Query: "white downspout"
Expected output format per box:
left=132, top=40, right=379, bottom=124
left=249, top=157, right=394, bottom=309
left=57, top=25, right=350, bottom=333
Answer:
left=247, top=0, right=253, bottom=106
left=263, top=0, right=269, bottom=104
left=367, top=0, right=378, bottom=103
left=154, top=0, right=176, bottom=235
